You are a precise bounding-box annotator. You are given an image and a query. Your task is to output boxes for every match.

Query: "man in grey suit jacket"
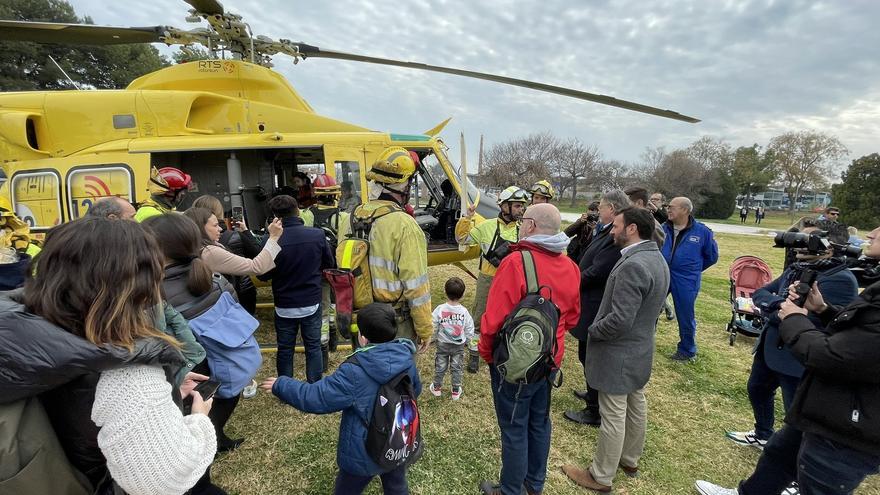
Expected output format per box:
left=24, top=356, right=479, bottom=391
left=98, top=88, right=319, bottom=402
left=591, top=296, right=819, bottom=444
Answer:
left=563, top=207, right=670, bottom=493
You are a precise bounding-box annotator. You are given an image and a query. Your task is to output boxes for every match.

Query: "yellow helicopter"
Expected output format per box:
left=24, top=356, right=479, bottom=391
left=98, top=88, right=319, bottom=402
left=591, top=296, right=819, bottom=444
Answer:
left=0, top=0, right=699, bottom=270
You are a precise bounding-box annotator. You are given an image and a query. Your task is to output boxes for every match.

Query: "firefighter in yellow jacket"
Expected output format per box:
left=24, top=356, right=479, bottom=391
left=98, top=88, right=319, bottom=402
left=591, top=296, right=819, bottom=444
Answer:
left=348, top=147, right=432, bottom=350
left=455, top=185, right=528, bottom=372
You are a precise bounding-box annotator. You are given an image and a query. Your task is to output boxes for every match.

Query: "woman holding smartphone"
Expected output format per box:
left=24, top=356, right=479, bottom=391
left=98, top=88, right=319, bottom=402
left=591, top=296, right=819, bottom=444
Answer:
left=1, top=217, right=216, bottom=495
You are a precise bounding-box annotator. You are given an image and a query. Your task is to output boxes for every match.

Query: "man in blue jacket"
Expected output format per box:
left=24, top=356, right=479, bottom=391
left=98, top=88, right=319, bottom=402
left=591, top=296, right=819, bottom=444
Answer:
left=260, top=194, right=335, bottom=383
left=661, top=196, right=719, bottom=361
left=726, top=223, right=859, bottom=450
left=260, top=303, right=422, bottom=495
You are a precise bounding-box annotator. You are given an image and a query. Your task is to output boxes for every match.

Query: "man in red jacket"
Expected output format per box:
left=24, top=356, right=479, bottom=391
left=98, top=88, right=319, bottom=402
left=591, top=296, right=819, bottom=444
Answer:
left=478, top=203, right=581, bottom=495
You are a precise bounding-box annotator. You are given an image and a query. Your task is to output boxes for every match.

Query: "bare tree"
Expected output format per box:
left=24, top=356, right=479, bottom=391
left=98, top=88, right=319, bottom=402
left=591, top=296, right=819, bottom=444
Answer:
left=686, top=136, right=734, bottom=171
left=551, top=138, right=602, bottom=206
left=640, top=146, right=667, bottom=173
left=478, top=132, right=557, bottom=189
left=650, top=149, right=710, bottom=203
left=769, top=131, right=848, bottom=216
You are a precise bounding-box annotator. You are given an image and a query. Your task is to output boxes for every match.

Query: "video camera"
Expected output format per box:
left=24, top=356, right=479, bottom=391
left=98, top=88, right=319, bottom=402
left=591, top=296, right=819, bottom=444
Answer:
left=773, top=230, right=831, bottom=255
left=845, top=255, right=880, bottom=288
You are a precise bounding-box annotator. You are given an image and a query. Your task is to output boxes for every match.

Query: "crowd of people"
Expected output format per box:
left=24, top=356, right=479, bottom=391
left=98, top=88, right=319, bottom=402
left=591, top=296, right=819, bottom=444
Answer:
left=0, top=148, right=878, bottom=495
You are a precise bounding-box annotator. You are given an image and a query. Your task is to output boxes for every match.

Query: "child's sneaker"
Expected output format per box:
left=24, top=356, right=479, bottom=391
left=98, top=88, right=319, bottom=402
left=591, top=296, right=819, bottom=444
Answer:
left=429, top=383, right=442, bottom=397
left=242, top=379, right=258, bottom=399
left=451, top=386, right=462, bottom=401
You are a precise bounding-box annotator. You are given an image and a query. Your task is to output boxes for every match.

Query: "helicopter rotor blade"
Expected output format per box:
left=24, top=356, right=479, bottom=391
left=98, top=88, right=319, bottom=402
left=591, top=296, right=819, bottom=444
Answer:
left=296, top=45, right=699, bottom=123
left=182, top=0, right=225, bottom=16
left=0, top=20, right=168, bottom=45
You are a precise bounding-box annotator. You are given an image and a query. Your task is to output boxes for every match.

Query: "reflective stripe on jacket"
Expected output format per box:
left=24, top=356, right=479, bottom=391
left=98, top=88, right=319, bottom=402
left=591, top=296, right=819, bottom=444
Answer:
left=355, top=200, right=432, bottom=340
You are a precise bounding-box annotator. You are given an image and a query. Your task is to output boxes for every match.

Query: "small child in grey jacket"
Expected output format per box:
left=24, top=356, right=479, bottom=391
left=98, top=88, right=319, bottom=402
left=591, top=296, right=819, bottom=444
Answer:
left=430, top=277, right=474, bottom=400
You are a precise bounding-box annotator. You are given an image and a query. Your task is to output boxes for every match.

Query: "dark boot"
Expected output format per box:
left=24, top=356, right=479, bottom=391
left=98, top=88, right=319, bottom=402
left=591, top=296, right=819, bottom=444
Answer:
left=563, top=407, right=601, bottom=426
left=467, top=349, right=480, bottom=373
left=329, top=326, right=338, bottom=352
left=210, top=395, right=244, bottom=453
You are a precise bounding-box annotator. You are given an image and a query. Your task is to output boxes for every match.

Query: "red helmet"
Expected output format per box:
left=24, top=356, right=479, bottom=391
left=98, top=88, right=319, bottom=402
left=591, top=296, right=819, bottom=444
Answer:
left=158, top=167, right=192, bottom=191
left=312, top=174, right=341, bottom=196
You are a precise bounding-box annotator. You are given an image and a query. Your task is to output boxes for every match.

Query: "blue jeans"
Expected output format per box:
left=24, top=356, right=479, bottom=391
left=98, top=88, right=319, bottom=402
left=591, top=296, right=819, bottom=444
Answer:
left=333, top=466, right=408, bottom=495
left=489, top=365, right=553, bottom=495
left=740, top=426, right=880, bottom=495
left=748, top=351, right=800, bottom=440
left=275, top=309, right=323, bottom=383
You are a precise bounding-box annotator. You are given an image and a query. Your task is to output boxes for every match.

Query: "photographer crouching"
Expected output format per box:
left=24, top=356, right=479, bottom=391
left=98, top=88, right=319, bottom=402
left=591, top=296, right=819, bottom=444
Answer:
left=697, top=224, right=880, bottom=495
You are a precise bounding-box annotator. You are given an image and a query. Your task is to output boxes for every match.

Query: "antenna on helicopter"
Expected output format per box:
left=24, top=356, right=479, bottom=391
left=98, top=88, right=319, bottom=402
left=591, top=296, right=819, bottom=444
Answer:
left=47, top=54, right=82, bottom=90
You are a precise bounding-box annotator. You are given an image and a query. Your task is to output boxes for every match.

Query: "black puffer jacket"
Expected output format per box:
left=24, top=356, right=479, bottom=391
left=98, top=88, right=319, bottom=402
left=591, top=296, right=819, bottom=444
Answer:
left=163, top=262, right=236, bottom=320
left=0, top=289, right=184, bottom=487
left=779, top=280, right=880, bottom=455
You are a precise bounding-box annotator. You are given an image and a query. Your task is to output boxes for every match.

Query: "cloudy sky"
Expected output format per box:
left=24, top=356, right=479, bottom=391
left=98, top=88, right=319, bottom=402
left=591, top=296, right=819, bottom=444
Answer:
left=68, top=0, right=880, bottom=167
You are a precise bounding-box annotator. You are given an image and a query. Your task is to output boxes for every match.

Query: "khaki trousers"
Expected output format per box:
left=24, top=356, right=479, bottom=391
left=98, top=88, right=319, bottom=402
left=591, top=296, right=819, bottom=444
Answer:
left=590, top=388, right=647, bottom=486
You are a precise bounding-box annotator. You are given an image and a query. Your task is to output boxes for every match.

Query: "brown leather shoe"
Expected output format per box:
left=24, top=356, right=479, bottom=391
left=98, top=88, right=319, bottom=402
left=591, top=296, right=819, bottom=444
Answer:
left=619, top=463, right=639, bottom=478
left=562, top=465, right=612, bottom=493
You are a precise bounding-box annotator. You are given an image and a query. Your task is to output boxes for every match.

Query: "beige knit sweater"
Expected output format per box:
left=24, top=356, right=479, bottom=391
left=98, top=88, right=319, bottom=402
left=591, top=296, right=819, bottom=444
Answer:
left=92, top=365, right=217, bottom=495
left=201, top=239, right=281, bottom=276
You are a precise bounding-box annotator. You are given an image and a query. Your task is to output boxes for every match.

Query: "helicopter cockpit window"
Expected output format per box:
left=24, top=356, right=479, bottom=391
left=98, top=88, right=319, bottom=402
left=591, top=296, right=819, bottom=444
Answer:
left=334, top=161, right=362, bottom=212
left=412, top=151, right=460, bottom=247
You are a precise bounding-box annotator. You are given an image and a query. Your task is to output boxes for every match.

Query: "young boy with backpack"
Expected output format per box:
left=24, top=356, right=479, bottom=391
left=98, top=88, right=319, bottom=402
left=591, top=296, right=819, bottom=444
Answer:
left=260, top=302, right=423, bottom=495
left=430, top=277, right=474, bottom=400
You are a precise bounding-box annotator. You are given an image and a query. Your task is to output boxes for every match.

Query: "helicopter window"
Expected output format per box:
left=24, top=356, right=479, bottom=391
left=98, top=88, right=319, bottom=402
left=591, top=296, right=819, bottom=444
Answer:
left=66, top=166, right=134, bottom=219
left=334, top=161, right=362, bottom=211
left=10, top=171, right=63, bottom=230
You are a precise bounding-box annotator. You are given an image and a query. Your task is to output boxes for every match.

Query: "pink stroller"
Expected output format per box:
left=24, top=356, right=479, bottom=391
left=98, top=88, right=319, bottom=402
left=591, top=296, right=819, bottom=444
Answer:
left=727, top=256, right=774, bottom=345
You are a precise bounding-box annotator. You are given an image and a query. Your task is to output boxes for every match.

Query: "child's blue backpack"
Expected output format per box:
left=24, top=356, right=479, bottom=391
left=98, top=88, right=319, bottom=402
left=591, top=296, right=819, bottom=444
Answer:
left=346, top=352, right=423, bottom=471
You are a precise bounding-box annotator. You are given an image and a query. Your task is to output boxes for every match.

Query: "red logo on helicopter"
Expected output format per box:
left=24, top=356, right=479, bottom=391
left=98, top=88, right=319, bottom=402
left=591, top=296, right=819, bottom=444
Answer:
left=83, top=175, right=111, bottom=198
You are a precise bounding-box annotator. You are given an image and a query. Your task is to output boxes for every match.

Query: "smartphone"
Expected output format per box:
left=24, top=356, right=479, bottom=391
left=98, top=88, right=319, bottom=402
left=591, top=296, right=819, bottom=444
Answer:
left=232, top=206, right=244, bottom=223
left=193, top=380, right=221, bottom=401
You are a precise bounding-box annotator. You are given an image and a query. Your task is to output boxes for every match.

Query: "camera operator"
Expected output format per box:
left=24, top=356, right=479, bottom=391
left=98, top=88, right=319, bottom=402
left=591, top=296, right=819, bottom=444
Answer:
left=564, top=201, right=600, bottom=263
left=725, top=223, right=859, bottom=452
left=697, top=225, right=880, bottom=495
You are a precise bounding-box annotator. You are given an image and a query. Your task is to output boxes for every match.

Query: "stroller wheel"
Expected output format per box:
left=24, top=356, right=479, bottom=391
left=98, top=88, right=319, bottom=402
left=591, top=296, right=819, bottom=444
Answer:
left=729, top=332, right=737, bottom=346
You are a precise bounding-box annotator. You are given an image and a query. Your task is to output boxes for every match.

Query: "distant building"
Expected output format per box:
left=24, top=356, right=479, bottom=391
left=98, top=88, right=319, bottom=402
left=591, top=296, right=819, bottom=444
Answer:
left=742, top=187, right=831, bottom=210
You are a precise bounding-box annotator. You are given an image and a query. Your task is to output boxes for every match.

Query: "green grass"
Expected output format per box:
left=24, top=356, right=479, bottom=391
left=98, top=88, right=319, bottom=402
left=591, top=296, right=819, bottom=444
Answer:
left=213, top=234, right=880, bottom=494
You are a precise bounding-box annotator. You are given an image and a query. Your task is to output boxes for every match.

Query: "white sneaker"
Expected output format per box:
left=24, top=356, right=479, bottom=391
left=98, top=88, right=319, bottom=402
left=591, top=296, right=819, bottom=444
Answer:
left=725, top=430, right=768, bottom=450
left=429, top=383, right=442, bottom=397
left=781, top=482, right=799, bottom=495
left=242, top=379, right=258, bottom=399
left=451, top=386, right=462, bottom=401
left=695, top=480, right=737, bottom=495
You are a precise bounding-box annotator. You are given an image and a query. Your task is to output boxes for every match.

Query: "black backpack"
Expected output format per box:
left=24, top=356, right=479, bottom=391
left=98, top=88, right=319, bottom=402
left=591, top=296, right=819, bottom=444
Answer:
left=492, top=250, right=561, bottom=384
left=310, top=206, right=341, bottom=249
left=346, top=352, right=423, bottom=470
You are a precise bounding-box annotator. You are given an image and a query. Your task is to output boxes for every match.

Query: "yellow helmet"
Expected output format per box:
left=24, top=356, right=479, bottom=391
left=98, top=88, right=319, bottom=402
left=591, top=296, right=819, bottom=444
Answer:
left=497, top=186, right=530, bottom=205
left=530, top=180, right=555, bottom=200
left=366, top=147, right=417, bottom=185
left=0, top=194, right=12, bottom=214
